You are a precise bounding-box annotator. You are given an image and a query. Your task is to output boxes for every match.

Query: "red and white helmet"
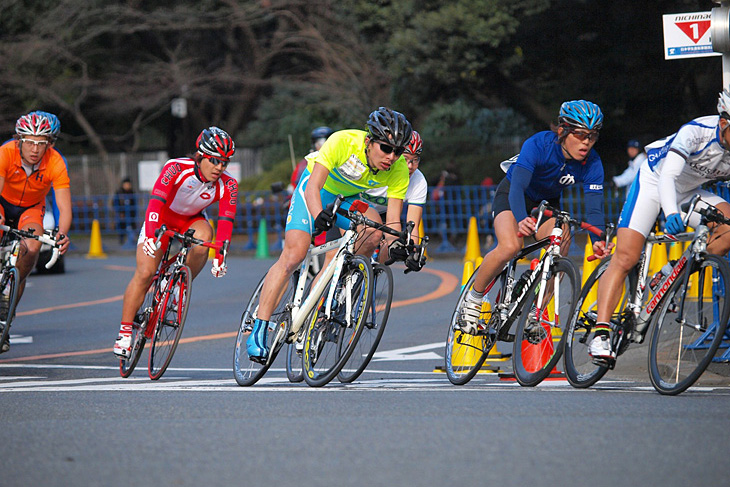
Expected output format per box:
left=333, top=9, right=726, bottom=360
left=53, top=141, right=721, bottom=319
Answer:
left=196, top=126, right=235, bottom=161
left=15, top=112, right=55, bottom=138
left=404, top=130, right=423, bottom=156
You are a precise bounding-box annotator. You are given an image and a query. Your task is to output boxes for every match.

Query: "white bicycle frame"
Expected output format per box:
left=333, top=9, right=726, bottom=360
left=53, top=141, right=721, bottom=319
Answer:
left=288, top=226, right=360, bottom=337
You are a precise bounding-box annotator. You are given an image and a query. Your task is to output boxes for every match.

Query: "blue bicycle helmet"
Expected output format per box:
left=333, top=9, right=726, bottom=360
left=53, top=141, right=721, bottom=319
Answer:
left=558, top=100, right=603, bottom=130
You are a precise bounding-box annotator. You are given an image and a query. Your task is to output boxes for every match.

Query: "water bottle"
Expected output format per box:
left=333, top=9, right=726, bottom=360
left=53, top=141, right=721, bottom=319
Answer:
left=512, top=270, right=531, bottom=299
left=649, top=262, right=674, bottom=291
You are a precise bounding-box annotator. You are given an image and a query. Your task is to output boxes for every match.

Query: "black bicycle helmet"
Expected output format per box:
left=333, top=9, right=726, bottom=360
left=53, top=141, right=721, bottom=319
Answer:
left=366, top=107, right=413, bottom=149
left=196, top=126, right=235, bottom=161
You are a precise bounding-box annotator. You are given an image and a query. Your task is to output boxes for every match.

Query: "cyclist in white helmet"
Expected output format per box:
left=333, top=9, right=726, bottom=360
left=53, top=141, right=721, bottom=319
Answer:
left=591, top=89, right=730, bottom=361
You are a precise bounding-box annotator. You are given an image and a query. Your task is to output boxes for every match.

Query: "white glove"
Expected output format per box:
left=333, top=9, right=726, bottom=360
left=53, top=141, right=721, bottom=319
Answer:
left=211, top=257, right=227, bottom=278
left=142, top=237, right=160, bottom=257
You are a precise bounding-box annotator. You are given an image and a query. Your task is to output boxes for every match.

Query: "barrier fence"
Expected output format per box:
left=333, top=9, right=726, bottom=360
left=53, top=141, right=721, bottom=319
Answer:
left=68, top=183, right=729, bottom=254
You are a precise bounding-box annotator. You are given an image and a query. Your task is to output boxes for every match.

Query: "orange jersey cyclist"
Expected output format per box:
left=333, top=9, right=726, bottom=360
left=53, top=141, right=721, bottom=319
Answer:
left=113, top=127, right=239, bottom=358
left=0, top=111, right=72, bottom=353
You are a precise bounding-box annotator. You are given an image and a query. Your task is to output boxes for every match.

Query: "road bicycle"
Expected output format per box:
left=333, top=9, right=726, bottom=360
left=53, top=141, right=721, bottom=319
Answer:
left=446, top=201, right=603, bottom=387
left=119, top=225, right=228, bottom=380
left=336, top=234, right=428, bottom=383
left=234, top=196, right=418, bottom=387
left=0, top=225, right=61, bottom=353
left=564, top=194, right=730, bottom=395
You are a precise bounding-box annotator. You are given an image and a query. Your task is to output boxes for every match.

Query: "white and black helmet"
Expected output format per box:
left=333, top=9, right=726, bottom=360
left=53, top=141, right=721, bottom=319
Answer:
left=718, top=89, right=730, bottom=120
left=366, top=107, right=413, bottom=149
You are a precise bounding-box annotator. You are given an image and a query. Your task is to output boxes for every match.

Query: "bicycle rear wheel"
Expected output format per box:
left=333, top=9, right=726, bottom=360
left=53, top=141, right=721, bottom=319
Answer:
left=120, top=275, right=156, bottom=377
left=512, top=257, right=579, bottom=386
left=648, top=254, right=730, bottom=395
left=148, top=266, right=191, bottom=380
left=303, top=254, right=373, bottom=387
left=233, top=272, right=295, bottom=386
left=337, top=262, right=393, bottom=383
left=0, top=267, right=19, bottom=354
left=444, top=265, right=501, bottom=385
left=563, top=255, right=636, bottom=388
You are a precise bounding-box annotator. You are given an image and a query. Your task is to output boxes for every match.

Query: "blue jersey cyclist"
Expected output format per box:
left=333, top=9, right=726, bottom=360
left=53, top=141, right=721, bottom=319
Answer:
left=246, top=107, right=414, bottom=362
left=459, top=100, right=612, bottom=333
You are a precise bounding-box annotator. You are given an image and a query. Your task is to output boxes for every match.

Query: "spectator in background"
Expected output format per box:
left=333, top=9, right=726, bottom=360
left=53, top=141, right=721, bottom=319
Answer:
left=290, top=126, right=334, bottom=191
left=612, top=139, right=646, bottom=188
left=113, top=177, right=138, bottom=244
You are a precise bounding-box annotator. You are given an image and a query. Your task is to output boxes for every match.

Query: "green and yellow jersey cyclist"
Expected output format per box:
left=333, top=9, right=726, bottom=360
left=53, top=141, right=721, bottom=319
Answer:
left=246, top=107, right=414, bottom=362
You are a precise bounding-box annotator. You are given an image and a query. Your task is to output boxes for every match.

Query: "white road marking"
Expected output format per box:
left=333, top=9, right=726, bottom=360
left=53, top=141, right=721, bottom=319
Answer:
left=371, top=342, right=444, bottom=361
left=0, top=370, right=728, bottom=394
left=8, top=334, right=32, bottom=344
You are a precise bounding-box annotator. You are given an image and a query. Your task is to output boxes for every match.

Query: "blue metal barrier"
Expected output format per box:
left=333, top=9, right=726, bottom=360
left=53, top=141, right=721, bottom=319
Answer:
left=66, top=182, right=730, bottom=257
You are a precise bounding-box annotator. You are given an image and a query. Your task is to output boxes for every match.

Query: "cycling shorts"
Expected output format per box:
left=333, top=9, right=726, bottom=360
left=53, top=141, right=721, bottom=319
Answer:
left=492, top=178, right=560, bottom=220
left=0, top=196, right=45, bottom=230
left=285, top=169, right=360, bottom=234
left=617, top=167, right=727, bottom=237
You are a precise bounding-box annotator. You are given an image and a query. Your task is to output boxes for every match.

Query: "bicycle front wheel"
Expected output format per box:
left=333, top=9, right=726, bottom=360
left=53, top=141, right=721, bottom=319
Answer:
left=563, top=255, right=636, bottom=388
left=512, top=257, right=579, bottom=386
left=233, top=272, right=295, bottom=386
left=120, top=275, right=156, bottom=378
left=444, top=264, right=501, bottom=385
left=0, top=267, right=19, bottom=354
left=648, top=254, right=730, bottom=395
left=303, top=254, right=373, bottom=387
left=148, top=266, right=191, bottom=380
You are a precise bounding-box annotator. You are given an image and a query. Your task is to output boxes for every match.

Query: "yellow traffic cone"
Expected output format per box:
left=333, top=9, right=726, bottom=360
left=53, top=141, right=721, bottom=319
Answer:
left=668, top=240, right=683, bottom=262
left=582, top=237, right=599, bottom=288
left=86, top=219, right=107, bottom=259
left=461, top=260, right=474, bottom=291
left=418, top=220, right=428, bottom=259
left=464, top=216, right=481, bottom=264
left=648, top=233, right=668, bottom=278
left=208, top=219, right=217, bottom=259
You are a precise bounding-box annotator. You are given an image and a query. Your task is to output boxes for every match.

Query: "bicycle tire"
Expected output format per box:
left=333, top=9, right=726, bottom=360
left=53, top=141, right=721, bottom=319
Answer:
left=337, top=262, right=393, bottom=383
left=233, top=272, right=295, bottom=386
left=148, top=265, right=191, bottom=380
left=286, top=272, right=312, bottom=383
left=512, top=257, right=579, bottom=386
left=303, top=254, right=373, bottom=387
left=648, top=254, right=730, bottom=395
left=0, top=267, right=20, bottom=354
left=444, top=264, right=501, bottom=385
left=119, top=275, right=157, bottom=377
left=563, top=255, right=637, bottom=388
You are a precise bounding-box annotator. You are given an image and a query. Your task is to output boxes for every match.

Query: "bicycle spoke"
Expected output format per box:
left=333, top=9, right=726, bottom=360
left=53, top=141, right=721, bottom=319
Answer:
left=149, top=266, right=191, bottom=380
left=648, top=254, right=730, bottom=395
left=513, top=258, right=579, bottom=386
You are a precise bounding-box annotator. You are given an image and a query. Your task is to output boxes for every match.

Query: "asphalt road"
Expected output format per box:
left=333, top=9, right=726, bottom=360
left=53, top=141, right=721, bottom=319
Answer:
left=1, top=254, right=729, bottom=487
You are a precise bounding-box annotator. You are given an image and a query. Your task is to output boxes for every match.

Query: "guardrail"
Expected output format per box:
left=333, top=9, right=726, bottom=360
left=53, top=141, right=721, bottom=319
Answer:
left=68, top=183, right=703, bottom=254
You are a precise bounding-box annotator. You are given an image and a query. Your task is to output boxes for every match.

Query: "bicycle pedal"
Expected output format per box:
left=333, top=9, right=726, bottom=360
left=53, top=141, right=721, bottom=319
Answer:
left=249, top=354, right=268, bottom=365
left=591, top=356, right=615, bottom=369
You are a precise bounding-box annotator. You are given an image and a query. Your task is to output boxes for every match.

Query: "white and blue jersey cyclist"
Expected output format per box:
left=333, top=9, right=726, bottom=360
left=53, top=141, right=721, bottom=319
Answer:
left=592, top=89, right=730, bottom=363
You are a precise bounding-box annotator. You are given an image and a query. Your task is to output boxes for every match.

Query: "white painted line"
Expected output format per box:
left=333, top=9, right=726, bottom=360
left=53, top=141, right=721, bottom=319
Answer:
left=8, top=334, right=32, bottom=344
left=371, top=342, right=444, bottom=361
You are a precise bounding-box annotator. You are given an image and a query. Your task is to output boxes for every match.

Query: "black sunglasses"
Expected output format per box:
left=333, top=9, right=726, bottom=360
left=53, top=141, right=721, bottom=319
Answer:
left=208, top=157, right=230, bottom=167
left=377, top=141, right=405, bottom=157
left=568, top=128, right=600, bottom=142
